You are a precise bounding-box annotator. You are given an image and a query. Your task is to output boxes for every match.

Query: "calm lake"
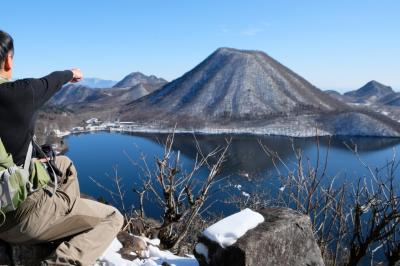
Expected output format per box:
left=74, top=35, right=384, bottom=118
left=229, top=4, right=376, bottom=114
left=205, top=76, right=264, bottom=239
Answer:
left=65, top=132, right=400, bottom=218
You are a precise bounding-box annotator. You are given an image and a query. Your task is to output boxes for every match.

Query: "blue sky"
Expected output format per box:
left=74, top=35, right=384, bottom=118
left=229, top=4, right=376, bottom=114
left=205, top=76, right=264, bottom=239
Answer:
left=1, top=1, right=399, bottom=92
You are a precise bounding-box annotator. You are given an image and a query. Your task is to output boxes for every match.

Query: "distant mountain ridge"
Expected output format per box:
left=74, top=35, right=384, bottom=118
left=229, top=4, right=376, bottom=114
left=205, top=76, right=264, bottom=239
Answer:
left=344, top=80, right=395, bottom=104
left=77, top=77, right=118, bottom=89
left=49, top=72, right=166, bottom=108
left=50, top=84, right=108, bottom=106
left=113, top=72, right=167, bottom=88
left=381, top=93, right=400, bottom=106
left=326, top=81, right=400, bottom=107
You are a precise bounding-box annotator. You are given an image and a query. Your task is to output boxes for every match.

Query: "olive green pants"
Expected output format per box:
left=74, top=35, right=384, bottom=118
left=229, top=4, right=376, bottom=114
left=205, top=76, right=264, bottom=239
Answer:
left=0, top=156, right=124, bottom=265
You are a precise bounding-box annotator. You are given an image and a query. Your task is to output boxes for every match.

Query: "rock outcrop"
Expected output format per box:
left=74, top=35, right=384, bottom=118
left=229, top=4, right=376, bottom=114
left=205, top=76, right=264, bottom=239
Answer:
left=194, top=207, right=324, bottom=266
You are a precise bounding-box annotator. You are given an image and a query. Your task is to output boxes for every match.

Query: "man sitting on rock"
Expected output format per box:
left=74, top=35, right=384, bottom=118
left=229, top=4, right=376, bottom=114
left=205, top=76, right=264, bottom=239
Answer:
left=0, top=29, right=123, bottom=265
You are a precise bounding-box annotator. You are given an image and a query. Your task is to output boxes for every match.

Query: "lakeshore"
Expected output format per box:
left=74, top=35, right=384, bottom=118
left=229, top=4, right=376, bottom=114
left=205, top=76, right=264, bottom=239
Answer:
left=53, top=117, right=400, bottom=140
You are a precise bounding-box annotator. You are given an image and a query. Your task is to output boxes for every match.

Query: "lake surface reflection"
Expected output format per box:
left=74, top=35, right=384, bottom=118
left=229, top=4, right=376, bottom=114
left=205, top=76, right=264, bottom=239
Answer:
left=65, top=132, right=400, bottom=218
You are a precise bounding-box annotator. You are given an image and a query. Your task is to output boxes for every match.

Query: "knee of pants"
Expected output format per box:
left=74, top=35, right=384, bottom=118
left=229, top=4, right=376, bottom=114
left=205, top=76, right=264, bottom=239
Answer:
left=55, top=155, right=72, bottom=164
left=55, top=155, right=77, bottom=176
left=114, top=208, right=124, bottom=230
left=55, top=155, right=74, bottom=169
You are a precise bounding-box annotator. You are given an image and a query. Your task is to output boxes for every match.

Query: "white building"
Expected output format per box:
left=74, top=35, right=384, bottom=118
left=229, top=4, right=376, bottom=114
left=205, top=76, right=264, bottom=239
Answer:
left=86, top=118, right=99, bottom=124
left=52, top=129, right=71, bottom=137
left=72, top=126, right=84, bottom=132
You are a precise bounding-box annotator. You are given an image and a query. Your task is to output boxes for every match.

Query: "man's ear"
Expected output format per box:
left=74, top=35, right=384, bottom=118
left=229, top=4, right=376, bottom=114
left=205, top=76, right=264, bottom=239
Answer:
left=4, top=53, right=13, bottom=71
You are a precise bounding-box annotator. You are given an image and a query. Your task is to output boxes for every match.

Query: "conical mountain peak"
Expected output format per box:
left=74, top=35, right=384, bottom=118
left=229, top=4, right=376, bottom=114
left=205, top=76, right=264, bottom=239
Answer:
left=214, top=47, right=266, bottom=56
left=121, top=47, right=346, bottom=123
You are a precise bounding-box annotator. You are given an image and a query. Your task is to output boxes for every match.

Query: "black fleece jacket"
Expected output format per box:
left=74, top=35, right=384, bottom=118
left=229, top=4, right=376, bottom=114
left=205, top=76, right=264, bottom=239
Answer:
left=0, top=70, right=73, bottom=165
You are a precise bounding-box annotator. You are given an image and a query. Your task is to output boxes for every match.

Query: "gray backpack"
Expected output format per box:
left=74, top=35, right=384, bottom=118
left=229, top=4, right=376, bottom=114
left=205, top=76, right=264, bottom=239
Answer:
left=0, top=139, right=33, bottom=214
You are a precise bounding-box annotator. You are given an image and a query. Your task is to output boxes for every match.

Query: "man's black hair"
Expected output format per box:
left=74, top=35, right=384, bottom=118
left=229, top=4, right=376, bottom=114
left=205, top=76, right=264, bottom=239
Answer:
left=0, top=30, right=14, bottom=66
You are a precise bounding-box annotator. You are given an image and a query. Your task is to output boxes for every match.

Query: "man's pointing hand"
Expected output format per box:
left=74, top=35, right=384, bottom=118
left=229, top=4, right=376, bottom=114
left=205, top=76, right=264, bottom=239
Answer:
left=70, top=68, right=83, bottom=83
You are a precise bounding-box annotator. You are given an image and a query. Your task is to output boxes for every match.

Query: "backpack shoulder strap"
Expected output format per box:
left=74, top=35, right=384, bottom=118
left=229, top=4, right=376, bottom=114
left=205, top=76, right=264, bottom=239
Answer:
left=23, top=142, right=33, bottom=172
left=31, top=136, right=58, bottom=196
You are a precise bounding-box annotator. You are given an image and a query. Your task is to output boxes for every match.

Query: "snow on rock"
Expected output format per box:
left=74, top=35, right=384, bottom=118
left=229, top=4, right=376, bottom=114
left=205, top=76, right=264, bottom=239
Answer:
left=194, top=243, right=209, bottom=263
left=96, top=238, right=198, bottom=266
left=202, top=208, right=264, bottom=248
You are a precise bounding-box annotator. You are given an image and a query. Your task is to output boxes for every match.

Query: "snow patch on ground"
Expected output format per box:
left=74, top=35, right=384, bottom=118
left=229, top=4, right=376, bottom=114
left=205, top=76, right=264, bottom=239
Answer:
left=96, top=239, right=133, bottom=266
left=138, top=236, right=161, bottom=247
left=202, top=208, right=264, bottom=248
left=96, top=209, right=264, bottom=265
left=96, top=238, right=198, bottom=266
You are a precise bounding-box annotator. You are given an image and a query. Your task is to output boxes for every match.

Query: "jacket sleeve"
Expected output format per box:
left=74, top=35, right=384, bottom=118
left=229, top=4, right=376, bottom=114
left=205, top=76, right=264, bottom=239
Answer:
left=28, top=70, right=73, bottom=110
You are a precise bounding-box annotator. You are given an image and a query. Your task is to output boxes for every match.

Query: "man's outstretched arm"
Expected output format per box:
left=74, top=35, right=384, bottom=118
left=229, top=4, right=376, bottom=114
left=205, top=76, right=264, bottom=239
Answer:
left=29, top=68, right=83, bottom=109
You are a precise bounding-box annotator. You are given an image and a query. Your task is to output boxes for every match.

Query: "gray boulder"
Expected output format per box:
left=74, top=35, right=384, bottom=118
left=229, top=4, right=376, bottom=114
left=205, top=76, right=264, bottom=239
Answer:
left=194, top=207, right=324, bottom=266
